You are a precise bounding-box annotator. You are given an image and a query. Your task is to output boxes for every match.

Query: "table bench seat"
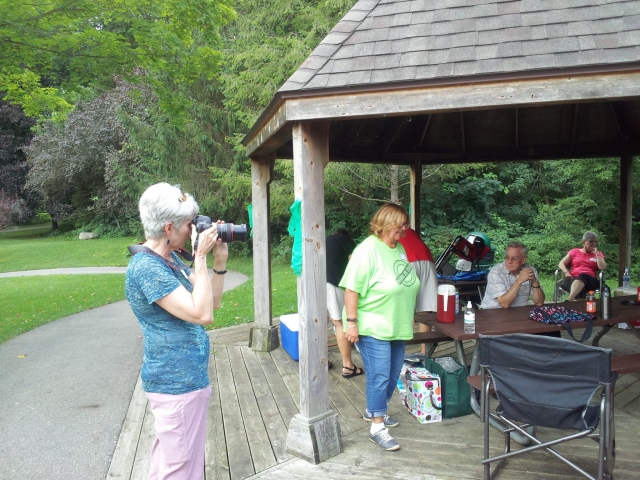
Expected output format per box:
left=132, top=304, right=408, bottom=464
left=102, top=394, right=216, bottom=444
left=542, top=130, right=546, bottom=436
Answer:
left=467, top=353, right=640, bottom=394
left=611, top=353, right=640, bottom=375
left=406, top=331, right=451, bottom=346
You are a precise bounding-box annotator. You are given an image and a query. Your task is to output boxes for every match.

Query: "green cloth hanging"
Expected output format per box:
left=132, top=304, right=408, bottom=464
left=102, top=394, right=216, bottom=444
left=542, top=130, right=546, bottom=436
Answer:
left=288, top=199, right=302, bottom=276
left=247, top=203, right=253, bottom=237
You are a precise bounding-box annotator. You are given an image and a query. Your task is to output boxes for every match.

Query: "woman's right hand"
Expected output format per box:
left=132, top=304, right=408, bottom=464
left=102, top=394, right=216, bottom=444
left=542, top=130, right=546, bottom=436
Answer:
left=191, top=224, right=219, bottom=257
left=565, top=272, right=573, bottom=279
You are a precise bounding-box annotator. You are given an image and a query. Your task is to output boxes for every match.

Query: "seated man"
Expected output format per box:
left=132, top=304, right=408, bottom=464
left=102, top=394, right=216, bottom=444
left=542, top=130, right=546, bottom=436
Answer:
left=480, top=241, right=545, bottom=309
left=558, top=231, right=606, bottom=301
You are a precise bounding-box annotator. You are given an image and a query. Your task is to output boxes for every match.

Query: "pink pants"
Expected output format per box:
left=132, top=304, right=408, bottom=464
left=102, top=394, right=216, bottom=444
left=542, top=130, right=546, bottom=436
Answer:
left=146, top=386, right=212, bottom=480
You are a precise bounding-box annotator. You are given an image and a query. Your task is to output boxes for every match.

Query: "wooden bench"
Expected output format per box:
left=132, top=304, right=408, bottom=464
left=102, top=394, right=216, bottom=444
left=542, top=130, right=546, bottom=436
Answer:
left=467, top=353, right=640, bottom=394
left=611, top=353, right=640, bottom=375
left=406, top=331, right=451, bottom=346
left=466, top=374, right=495, bottom=395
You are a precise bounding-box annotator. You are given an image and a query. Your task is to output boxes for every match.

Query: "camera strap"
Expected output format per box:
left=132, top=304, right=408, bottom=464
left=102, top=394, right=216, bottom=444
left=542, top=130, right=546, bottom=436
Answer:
left=128, top=245, right=194, bottom=271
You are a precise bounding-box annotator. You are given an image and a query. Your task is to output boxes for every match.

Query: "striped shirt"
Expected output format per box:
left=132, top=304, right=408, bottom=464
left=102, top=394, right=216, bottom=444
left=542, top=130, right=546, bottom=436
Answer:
left=480, top=262, right=540, bottom=309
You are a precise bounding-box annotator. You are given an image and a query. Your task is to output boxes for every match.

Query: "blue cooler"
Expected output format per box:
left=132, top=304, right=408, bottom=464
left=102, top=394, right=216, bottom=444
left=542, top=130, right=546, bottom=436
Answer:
left=280, top=313, right=300, bottom=361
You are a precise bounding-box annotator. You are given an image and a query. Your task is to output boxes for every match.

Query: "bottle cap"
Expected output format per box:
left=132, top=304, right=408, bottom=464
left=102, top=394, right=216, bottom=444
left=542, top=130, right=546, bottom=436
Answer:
left=467, top=301, right=472, bottom=308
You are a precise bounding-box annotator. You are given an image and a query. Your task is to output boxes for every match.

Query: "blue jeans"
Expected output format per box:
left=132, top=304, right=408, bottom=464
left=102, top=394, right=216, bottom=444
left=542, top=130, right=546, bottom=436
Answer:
left=357, top=336, right=406, bottom=418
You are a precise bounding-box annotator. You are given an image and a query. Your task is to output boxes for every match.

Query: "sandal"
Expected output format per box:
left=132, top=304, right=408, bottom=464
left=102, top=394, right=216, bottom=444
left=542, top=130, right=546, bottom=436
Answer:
left=342, top=365, right=365, bottom=378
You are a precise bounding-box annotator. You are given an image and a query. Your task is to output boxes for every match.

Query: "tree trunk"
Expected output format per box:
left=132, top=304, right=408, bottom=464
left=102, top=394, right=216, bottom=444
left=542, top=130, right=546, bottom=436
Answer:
left=390, top=165, right=399, bottom=203
left=52, top=219, right=58, bottom=230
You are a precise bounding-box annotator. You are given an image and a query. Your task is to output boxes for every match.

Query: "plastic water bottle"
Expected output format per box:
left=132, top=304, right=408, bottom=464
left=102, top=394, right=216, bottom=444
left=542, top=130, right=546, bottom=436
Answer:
left=464, top=301, right=475, bottom=334
left=623, top=267, right=630, bottom=289
left=455, top=289, right=460, bottom=315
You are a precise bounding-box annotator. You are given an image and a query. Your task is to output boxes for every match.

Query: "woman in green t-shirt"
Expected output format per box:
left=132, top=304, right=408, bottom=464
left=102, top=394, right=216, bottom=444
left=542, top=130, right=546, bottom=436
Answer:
left=340, top=203, right=420, bottom=451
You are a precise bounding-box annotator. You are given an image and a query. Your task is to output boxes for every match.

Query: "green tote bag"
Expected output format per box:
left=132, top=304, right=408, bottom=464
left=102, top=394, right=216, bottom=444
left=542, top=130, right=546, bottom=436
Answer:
left=422, top=356, right=473, bottom=419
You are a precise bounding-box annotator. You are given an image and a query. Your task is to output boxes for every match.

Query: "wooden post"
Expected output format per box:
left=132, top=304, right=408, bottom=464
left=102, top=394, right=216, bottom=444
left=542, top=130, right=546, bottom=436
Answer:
left=619, top=156, right=633, bottom=286
left=410, top=158, right=422, bottom=232
left=286, top=120, right=342, bottom=464
left=249, top=154, right=279, bottom=351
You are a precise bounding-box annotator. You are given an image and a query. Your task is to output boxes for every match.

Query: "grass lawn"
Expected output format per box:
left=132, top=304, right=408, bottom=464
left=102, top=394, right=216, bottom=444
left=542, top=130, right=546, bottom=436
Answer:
left=0, top=226, right=298, bottom=342
left=0, top=274, right=127, bottom=343
left=0, top=224, right=599, bottom=343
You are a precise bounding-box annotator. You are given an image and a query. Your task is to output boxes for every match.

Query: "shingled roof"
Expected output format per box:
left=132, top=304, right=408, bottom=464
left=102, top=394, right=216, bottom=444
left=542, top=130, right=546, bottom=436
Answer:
left=280, top=0, right=640, bottom=92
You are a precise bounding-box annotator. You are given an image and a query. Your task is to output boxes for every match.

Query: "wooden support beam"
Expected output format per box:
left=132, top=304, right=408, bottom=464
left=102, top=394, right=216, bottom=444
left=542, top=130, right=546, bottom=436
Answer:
left=619, top=155, right=633, bottom=286
left=249, top=154, right=279, bottom=351
left=410, top=159, right=422, bottom=232
left=285, top=72, right=640, bottom=123
left=346, top=119, right=366, bottom=154
left=609, top=102, right=627, bottom=141
left=571, top=104, right=579, bottom=152
left=380, top=116, right=407, bottom=154
left=418, top=114, right=431, bottom=150
left=286, top=120, right=342, bottom=464
left=515, top=107, right=519, bottom=153
left=460, top=112, right=466, bottom=157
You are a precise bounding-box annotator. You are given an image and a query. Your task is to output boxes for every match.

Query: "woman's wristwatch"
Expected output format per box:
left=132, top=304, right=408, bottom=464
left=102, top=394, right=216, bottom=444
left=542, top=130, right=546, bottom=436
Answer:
left=347, top=318, right=358, bottom=323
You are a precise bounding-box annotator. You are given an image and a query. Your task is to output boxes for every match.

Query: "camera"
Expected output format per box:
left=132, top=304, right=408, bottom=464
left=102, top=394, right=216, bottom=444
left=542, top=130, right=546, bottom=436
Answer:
left=191, top=215, right=248, bottom=243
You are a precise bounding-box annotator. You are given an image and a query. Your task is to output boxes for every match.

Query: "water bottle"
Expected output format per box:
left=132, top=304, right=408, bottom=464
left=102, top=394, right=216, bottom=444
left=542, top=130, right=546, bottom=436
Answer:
left=464, top=301, right=475, bottom=334
left=623, top=267, right=630, bottom=289
left=455, top=289, right=460, bottom=315
left=601, top=284, right=612, bottom=319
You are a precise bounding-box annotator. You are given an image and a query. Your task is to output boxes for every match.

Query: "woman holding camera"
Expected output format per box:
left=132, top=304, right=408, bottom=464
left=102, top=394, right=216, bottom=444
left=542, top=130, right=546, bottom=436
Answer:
left=125, top=182, right=228, bottom=480
left=340, top=203, right=419, bottom=451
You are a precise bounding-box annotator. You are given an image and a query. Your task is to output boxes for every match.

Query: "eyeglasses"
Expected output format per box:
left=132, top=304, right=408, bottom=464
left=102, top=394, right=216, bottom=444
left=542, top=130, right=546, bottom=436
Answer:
left=585, top=240, right=597, bottom=244
left=504, top=255, right=523, bottom=262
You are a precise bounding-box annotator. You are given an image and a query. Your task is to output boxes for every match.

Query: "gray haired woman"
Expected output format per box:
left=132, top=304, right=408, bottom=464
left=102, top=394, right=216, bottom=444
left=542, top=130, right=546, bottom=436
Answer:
left=125, top=182, right=228, bottom=480
left=558, top=231, right=607, bottom=301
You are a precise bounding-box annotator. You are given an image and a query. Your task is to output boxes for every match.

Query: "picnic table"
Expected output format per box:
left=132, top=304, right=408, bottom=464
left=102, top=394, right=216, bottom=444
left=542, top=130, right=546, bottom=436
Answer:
left=414, top=296, right=640, bottom=444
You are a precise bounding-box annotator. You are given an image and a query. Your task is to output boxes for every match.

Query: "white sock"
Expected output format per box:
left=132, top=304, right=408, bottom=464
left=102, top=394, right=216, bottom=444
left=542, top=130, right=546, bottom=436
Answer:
left=370, top=422, right=385, bottom=435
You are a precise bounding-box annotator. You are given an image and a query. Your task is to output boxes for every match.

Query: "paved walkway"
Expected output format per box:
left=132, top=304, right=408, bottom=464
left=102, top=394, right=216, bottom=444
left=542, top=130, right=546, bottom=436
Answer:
left=0, top=270, right=248, bottom=480
left=0, top=267, right=128, bottom=277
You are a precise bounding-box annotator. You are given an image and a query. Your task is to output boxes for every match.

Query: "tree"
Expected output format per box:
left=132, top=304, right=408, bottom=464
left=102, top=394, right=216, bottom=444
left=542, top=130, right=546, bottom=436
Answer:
left=26, top=79, right=155, bottom=231
left=0, top=95, right=36, bottom=222
left=0, top=0, right=236, bottom=118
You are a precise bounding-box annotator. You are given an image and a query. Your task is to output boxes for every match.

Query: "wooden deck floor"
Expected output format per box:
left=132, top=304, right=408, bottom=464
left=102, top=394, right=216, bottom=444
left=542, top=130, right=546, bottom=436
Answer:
left=107, top=323, right=640, bottom=480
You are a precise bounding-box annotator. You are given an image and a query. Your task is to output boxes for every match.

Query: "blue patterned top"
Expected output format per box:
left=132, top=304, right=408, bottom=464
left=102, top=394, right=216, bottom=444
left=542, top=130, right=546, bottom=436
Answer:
left=125, top=252, right=210, bottom=395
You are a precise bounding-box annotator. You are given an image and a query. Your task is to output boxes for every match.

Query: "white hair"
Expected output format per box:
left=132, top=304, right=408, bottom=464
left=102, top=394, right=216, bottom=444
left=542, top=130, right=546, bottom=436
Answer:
left=139, top=183, right=199, bottom=239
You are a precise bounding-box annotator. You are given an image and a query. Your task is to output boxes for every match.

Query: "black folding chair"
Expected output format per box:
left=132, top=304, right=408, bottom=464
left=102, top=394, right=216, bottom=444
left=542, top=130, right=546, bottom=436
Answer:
left=479, top=334, right=617, bottom=480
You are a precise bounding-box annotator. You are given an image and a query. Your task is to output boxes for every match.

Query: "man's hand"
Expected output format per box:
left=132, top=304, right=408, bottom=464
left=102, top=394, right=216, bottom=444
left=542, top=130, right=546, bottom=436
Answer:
left=517, top=267, right=534, bottom=285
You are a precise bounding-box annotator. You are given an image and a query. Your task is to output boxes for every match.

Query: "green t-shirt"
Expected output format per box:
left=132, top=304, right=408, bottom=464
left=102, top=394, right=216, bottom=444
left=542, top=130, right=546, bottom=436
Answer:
left=339, top=235, right=420, bottom=341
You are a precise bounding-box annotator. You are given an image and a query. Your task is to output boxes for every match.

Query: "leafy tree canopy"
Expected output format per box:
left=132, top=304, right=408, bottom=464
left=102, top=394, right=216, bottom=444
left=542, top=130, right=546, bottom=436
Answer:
left=0, top=0, right=236, bottom=119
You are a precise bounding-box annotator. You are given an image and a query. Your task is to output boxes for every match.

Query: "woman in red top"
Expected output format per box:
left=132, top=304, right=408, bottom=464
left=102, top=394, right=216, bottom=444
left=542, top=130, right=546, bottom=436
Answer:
left=558, top=231, right=607, bottom=301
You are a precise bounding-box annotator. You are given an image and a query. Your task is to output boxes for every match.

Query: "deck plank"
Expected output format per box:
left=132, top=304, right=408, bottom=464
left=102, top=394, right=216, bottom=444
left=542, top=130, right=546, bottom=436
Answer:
left=215, top=347, right=256, bottom=480
left=106, top=375, right=146, bottom=479
left=254, top=350, right=299, bottom=424
left=113, top=321, right=640, bottom=480
left=128, top=401, right=154, bottom=480
left=240, top=346, right=291, bottom=463
left=206, top=345, right=230, bottom=480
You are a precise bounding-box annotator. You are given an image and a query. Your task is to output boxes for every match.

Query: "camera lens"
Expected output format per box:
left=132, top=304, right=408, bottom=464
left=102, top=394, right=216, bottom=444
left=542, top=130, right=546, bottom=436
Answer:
left=216, top=223, right=248, bottom=243
left=219, top=223, right=247, bottom=243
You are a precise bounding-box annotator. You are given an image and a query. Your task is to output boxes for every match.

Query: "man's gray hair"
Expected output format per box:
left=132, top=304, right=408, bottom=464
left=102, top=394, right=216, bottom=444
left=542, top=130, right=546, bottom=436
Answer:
left=139, top=183, right=199, bottom=239
left=506, top=241, right=528, bottom=258
left=582, top=231, right=598, bottom=242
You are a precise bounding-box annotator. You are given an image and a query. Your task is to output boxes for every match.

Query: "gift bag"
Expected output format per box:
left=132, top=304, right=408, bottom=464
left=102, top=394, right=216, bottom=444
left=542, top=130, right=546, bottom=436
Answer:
left=422, top=356, right=473, bottom=419
left=401, top=365, right=442, bottom=424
